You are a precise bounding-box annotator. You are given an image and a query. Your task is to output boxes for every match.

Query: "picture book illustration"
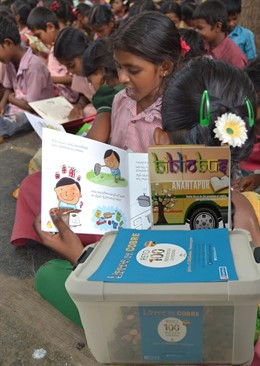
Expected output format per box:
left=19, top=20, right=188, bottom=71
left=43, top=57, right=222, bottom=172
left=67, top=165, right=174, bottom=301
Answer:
left=41, top=129, right=151, bottom=235
left=148, top=145, right=231, bottom=230
left=88, top=228, right=238, bottom=283
left=25, top=112, right=65, bottom=139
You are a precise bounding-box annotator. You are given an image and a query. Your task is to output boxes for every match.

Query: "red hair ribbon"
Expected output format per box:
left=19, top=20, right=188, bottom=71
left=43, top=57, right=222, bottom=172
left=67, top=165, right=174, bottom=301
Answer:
left=50, top=1, right=60, bottom=12
left=71, top=5, right=78, bottom=17
left=180, top=38, right=191, bottom=56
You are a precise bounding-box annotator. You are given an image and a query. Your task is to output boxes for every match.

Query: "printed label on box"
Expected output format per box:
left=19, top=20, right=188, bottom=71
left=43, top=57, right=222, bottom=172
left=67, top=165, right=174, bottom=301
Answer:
left=139, top=306, right=203, bottom=362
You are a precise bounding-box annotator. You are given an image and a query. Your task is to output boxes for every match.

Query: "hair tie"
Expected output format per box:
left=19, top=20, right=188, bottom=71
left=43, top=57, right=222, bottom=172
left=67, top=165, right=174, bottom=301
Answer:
left=180, top=38, right=190, bottom=56
left=50, top=0, right=60, bottom=12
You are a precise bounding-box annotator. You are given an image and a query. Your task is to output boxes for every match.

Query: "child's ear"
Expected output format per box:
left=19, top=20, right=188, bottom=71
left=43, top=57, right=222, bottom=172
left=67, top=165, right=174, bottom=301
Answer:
left=46, top=22, right=56, bottom=33
left=215, top=21, right=223, bottom=32
left=153, top=127, right=172, bottom=145
left=160, top=60, right=174, bottom=77
left=3, top=38, right=14, bottom=48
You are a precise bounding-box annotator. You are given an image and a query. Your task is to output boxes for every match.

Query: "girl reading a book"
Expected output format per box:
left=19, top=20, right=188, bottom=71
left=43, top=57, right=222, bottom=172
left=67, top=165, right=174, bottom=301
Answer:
left=34, top=57, right=260, bottom=361
left=53, top=26, right=96, bottom=119
left=11, top=11, right=184, bottom=246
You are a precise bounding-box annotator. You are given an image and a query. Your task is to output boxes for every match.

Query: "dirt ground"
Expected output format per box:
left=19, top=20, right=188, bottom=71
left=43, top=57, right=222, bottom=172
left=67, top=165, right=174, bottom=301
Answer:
left=0, top=130, right=100, bottom=366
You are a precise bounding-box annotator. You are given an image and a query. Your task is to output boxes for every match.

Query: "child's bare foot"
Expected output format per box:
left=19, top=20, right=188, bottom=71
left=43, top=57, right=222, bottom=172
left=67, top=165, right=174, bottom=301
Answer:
left=0, top=135, right=4, bottom=144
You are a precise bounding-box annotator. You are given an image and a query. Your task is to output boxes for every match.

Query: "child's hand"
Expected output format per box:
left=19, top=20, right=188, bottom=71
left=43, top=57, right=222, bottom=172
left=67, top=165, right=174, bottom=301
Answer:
left=33, top=210, right=84, bottom=264
left=0, top=101, right=6, bottom=115
left=68, top=105, right=84, bottom=120
left=233, top=174, right=260, bottom=192
left=8, top=92, right=15, bottom=104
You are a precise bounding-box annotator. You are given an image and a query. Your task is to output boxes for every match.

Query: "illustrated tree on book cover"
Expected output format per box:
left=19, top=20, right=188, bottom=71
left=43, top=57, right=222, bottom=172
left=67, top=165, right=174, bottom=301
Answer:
left=151, top=183, right=176, bottom=224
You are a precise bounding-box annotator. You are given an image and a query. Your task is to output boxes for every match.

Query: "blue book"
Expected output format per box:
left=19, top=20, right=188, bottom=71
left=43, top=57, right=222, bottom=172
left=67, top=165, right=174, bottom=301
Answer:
left=88, top=228, right=238, bottom=283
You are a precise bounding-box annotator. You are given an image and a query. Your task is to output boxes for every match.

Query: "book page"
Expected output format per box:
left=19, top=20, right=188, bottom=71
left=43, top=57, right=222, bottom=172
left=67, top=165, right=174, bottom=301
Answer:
left=41, top=129, right=135, bottom=235
left=127, top=153, right=151, bottom=230
left=25, top=112, right=65, bottom=139
left=29, top=96, right=74, bottom=124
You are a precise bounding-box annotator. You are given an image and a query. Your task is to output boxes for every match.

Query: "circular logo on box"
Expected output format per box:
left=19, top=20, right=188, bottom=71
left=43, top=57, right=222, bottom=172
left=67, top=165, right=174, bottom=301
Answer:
left=136, top=244, right=187, bottom=268
left=158, top=317, right=187, bottom=342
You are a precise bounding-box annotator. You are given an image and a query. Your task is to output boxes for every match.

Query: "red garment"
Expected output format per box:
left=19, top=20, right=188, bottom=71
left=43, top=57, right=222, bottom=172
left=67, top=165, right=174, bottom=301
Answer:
left=205, top=36, right=247, bottom=68
left=239, top=135, right=260, bottom=172
left=11, top=172, right=102, bottom=246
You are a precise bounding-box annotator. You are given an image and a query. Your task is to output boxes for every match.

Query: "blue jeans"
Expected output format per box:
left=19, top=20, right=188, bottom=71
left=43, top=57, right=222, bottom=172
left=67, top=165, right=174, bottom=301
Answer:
left=0, top=112, right=32, bottom=137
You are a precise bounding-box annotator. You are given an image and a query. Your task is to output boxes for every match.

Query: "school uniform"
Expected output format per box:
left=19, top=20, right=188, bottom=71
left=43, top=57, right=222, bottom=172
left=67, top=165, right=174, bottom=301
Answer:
left=0, top=47, right=54, bottom=137
left=204, top=36, right=247, bottom=69
left=47, top=46, right=79, bottom=103
left=71, top=74, right=96, bottom=116
left=110, top=89, right=162, bottom=153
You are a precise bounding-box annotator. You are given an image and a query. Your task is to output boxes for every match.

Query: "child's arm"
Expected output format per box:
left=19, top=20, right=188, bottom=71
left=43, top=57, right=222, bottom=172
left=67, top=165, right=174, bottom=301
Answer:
left=51, top=74, right=73, bottom=85
left=87, top=112, right=111, bottom=143
left=68, top=94, right=89, bottom=120
left=8, top=93, right=33, bottom=113
left=0, top=88, right=12, bottom=115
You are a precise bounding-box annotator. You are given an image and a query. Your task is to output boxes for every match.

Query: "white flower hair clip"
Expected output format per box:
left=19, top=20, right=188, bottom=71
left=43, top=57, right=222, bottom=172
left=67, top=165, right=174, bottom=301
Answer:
left=199, top=90, right=254, bottom=148
left=213, top=113, right=248, bottom=148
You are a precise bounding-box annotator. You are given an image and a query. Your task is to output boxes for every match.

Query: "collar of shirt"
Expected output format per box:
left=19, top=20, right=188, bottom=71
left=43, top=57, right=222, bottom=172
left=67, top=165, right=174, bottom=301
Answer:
left=120, top=89, right=162, bottom=123
left=229, top=24, right=242, bottom=38
left=16, top=47, right=34, bottom=77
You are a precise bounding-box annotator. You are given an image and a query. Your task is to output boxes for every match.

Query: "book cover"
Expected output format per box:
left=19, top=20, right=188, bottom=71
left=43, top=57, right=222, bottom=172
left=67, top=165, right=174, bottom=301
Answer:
left=148, top=145, right=231, bottom=230
left=41, top=129, right=151, bottom=235
left=88, top=228, right=238, bottom=282
left=25, top=112, right=66, bottom=139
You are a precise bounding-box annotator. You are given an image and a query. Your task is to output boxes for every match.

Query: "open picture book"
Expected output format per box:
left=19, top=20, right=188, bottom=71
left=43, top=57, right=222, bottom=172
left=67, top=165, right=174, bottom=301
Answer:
left=41, top=129, right=151, bottom=235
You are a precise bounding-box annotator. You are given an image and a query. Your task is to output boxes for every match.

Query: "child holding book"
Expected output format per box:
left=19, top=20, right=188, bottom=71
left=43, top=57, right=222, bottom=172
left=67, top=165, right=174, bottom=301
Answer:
left=53, top=26, right=96, bottom=119
left=33, top=57, right=260, bottom=343
left=27, top=6, right=78, bottom=104
left=193, top=0, right=247, bottom=68
left=0, top=16, right=54, bottom=141
left=10, top=11, right=184, bottom=246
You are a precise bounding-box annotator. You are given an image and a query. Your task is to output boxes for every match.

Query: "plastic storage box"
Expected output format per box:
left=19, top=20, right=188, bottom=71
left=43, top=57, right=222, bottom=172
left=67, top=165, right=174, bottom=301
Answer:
left=66, top=229, right=260, bottom=365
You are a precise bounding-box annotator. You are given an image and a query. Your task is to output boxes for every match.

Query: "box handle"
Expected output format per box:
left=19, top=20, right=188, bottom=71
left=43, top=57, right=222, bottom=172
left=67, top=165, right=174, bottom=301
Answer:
left=73, top=247, right=94, bottom=270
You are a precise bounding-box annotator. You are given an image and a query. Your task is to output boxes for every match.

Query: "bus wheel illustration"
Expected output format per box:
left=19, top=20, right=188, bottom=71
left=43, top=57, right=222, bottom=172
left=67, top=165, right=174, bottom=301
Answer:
left=190, top=207, right=219, bottom=230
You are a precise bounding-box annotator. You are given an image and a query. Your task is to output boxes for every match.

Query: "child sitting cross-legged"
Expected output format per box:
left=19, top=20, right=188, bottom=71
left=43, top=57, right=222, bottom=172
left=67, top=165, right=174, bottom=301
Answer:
left=0, top=16, right=54, bottom=142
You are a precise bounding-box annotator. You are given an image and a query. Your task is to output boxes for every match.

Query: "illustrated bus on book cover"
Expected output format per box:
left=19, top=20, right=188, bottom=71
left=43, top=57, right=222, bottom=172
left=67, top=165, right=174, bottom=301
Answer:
left=148, top=145, right=230, bottom=230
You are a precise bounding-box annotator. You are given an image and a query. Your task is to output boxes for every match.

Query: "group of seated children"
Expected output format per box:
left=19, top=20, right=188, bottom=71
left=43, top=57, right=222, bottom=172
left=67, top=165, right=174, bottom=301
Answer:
left=0, top=1, right=259, bottom=364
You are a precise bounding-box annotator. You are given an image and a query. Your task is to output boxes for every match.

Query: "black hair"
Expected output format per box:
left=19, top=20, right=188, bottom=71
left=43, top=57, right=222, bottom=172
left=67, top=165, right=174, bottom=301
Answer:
left=162, top=57, right=256, bottom=165
left=193, top=0, right=228, bottom=32
left=27, top=6, right=59, bottom=31
left=128, top=0, right=156, bottom=17
left=110, top=0, right=130, bottom=13
left=222, top=0, right=241, bottom=15
left=160, top=0, right=181, bottom=20
left=180, top=0, right=197, bottom=22
left=0, top=5, right=12, bottom=19
left=76, top=3, right=91, bottom=16
left=46, top=0, right=75, bottom=25
left=88, top=4, right=114, bottom=26
left=104, top=149, right=120, bottom=163
left=11, top=0, right=32, bottom=26
left=54, top=27, right=89, bottom=60
left=178, top=28, right=204, bottom=58
left=0, top=16, right=20, bottom=45
left=82, top=37, right=118, bottom=82
left=55, top=177, right=81, bottom=192
left=112, top=11, right=181, bottom=68
left=244, top=56, right=260, bottom=99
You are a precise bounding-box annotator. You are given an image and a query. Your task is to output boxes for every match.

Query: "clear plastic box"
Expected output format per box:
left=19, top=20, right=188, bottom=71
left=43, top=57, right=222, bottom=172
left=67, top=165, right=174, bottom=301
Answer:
left=66, top=229, right=260, bottom=365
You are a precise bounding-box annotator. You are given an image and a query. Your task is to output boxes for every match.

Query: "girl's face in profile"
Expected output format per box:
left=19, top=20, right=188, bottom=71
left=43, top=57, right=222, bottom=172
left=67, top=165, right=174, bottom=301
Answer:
left=58, top=57, right=82, bottom=76
left=87, top=68, right=104, bottom=91
left=114, top=49, right=166, bottom=110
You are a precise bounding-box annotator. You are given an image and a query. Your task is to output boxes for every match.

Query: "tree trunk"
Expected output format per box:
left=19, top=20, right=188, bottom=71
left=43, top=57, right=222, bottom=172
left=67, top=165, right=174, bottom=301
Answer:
left=240, top=0, right=260, bottom=55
